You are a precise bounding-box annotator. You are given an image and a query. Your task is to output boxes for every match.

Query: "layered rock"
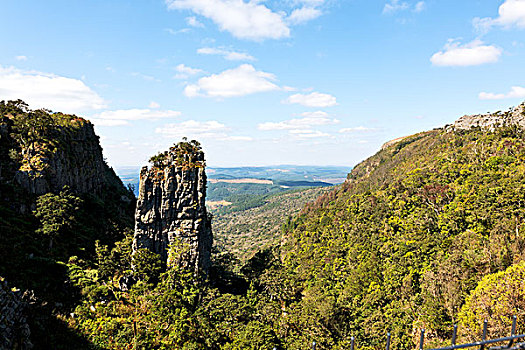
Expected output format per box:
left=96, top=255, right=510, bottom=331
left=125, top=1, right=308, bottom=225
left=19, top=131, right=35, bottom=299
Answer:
left=451, top=101, right=525, bottom=131
left=0, top=101, right=132, bottom=213
left=13, top=122, right=120, bottom=196
left=133, top=141, right=212, bottom=274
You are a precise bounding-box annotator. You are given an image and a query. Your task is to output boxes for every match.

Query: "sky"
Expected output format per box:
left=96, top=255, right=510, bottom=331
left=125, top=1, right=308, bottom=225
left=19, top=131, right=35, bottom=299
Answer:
left=1, top=0, right=525, bottom=168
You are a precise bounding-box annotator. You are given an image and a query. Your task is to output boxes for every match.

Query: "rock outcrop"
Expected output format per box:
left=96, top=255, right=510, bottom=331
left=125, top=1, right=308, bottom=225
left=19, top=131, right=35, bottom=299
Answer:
left=0, top=101, right=133, bottom=213
left=451, top=101, right=525, bottom=131
left=133, top=141, right=212, bottom=275
left=0, top=277, right=33, bottom=350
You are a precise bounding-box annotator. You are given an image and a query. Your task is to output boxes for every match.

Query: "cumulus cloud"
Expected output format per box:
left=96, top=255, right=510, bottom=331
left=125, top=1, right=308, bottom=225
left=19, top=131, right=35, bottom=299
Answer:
left=287, top=7, right=322, bottom=25
left=165, top=0, right=290, bottom=40
left=90, top=109, right=181, bottom=127
left=197, top=47, right=255, bottom=61
left=284, top=92, right=337, bottom=107
left=184, top=64, right=279, bottom=98
left=15, top=55, right=28, bottom=61
left=0, top=65, right=106, bottom=113
left=474, top=0, right=525, bottom=33
left=174, top=64, right=204, bottom=79
left=479, top=86, right=525, bottom=100
left=156, top=120, right=251, bottom=141
left=186, top=16, right=204, bottom=27
left=430, top=39, right=502, bottom=67
left=258, top=111, right=338, bottom=131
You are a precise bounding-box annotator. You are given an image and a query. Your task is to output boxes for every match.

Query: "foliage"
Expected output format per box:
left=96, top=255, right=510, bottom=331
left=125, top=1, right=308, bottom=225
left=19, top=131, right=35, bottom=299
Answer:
left=149, top=138, right=205, bottom=169
left=458, top=261, right=525, bottom=341
left=34, top=186, right=82, bottom=249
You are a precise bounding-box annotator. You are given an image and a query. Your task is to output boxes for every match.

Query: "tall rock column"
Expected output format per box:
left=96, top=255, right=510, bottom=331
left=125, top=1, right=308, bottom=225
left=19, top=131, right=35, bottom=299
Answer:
left=132, top=140, right=212, bottom=275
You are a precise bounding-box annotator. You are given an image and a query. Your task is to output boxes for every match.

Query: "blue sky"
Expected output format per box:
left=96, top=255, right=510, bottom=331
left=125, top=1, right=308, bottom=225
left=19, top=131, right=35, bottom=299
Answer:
left=1, top=0, right=525, bottom=167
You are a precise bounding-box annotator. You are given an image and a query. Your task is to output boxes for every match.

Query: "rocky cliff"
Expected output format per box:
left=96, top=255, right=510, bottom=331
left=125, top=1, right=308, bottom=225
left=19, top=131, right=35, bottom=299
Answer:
left=133, top=140, right=212, bottom=274
left=0, top=277, right=32, bottom=350
left=0, top=100, right=132, bottom=212
left=451, top=101, right=525, bottom=131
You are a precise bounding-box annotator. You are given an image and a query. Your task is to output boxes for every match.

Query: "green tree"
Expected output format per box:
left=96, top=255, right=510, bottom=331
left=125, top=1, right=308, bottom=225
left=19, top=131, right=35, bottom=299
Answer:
left=34, top=186, right=82, bottom=250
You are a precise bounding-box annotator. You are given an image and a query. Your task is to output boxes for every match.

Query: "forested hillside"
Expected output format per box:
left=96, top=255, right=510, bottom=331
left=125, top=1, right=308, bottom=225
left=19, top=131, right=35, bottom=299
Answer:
left=279, top=118, right=525, bottom=348
left=0, top=100, right=135, bottom=348
left=3, top=100, right=525, bottom=349
left=212, top=186, right=332, bottom=264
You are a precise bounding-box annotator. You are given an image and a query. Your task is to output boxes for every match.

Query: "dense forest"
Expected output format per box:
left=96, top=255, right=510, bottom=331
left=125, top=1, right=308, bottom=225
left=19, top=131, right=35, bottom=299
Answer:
left=2, top=101, right=525, bottom=349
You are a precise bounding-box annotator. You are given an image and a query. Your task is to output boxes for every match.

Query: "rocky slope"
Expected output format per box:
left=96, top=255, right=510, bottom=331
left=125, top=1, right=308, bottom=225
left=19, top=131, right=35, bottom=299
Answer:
left=451, top=101, right=525, bottom=131
left=133, top=140, right=212, bottom=274
left=0, top=277, right=32, bottom=350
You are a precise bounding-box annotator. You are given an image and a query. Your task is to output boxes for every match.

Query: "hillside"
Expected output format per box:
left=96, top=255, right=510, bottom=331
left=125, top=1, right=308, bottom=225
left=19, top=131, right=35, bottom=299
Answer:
left=0, top=100, right=135, bottom=348
left=212, top=186, right=332, bottom=264
left=4, top=100, right=525, bottom=349
left=278, top=102, right=525, bottom=348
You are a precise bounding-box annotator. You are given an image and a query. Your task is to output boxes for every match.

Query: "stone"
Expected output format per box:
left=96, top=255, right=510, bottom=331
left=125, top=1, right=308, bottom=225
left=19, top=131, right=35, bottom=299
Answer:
left=450, top=101, right=525, bottom=131
left=132, top=141, right=212, bottom=275
left=0, top=277, right=33, bottom=350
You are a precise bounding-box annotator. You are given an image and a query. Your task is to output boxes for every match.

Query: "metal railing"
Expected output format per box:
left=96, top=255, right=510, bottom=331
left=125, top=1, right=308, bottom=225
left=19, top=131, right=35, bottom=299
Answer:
left=290, top=316, right=525, bottom=350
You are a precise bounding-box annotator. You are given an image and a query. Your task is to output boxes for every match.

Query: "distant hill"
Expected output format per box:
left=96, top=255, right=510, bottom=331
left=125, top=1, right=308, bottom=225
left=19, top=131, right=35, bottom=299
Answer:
left=211, top=186, right=332, bottom=264
left=115, top=165, right=350, bottom=197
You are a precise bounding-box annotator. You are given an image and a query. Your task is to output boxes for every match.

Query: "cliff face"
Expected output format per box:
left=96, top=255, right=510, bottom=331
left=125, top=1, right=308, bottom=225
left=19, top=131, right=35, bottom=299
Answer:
left=0, top=101, right=132, bottom=212
left=14, top=123, right=120, bottom=196
left=451, top=101, right=525, bottom=131
left=0, top=277, right=32, bottom=350
left=133, top=141, right=212, bottom=275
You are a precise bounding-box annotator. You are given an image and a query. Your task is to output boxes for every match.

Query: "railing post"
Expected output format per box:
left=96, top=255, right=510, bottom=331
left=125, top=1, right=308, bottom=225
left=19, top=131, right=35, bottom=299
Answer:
left=386, top=333, right=391, bottom=350
left=419, top=329, right=425, bottom=350
left=508, top=315, right=517, bottom=348
left=451, top=324, right=458, bottom=346
left=480, top=319, right=488, bottom=350
left=350, top=336, right=355, bottom=350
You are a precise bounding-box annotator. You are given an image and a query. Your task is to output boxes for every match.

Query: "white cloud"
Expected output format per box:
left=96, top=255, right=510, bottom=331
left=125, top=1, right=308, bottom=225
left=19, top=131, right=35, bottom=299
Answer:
left=287, top=7, right=322, bottom=25
left=430, top=39, right=502, bottom=67
left=383, top=0, right=425, bottom=14
left=165, top=27, right=191, bottom=35
left=197, top=47, right=255, bottom=61
left=155, top=120, right=250, bottom=141
left=383, top=0, right=409, bottom=14
left=174, top=63, right=204, bottom=79
left=15, top=55, right=27, bottom=61
left=414, top=1, right=425, bottom=13
left=289, top=129, right=331, bottom=138
left=474, top=0, right=525, bottom=32
left=156, top=120, right=226, bottom=136
left=0, top=65, right=106, bottom=113
left=149, top=101, right=161, bottom=108
left=339, top=126, right=376, bottom=133
left=184, top=64, right=279, bottom=98
left=165, top=0, right=290, bottom=40
left=90, top=109, right=181, bottom=127
left=284, top=92, right=337, bottom=107
left=258, top=111, right=338, bottom=131
left=479, top=86, right=525, bottom=100
left=186, top=16, right=204, bottom=27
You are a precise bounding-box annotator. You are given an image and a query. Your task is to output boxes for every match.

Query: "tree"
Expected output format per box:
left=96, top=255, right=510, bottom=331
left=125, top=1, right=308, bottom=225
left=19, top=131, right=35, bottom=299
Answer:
left=34, top=186, right=82, bottom=250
